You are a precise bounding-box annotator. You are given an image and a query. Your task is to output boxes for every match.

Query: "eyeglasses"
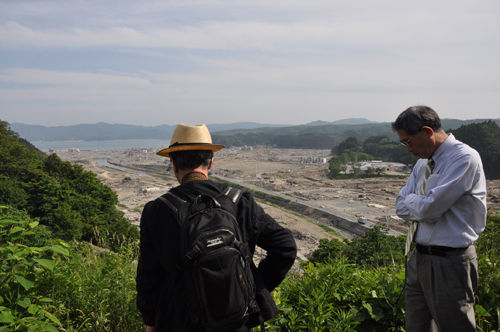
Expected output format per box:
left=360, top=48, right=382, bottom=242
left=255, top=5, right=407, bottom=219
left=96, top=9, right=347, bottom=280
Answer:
left=400, top=137, right=413, bottom=147
left=399, top=129, right=422, bottom=148
left=400, top=129, right=423, bottom=147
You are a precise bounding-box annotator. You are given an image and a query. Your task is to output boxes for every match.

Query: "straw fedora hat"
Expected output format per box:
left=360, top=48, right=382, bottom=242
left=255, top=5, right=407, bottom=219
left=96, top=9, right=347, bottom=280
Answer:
left=157, top=123, right=224, bottom=157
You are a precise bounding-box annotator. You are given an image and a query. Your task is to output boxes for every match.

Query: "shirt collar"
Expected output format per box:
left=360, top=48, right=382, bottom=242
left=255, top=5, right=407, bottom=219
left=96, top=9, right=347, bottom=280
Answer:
left=430, top=133, right=455, bottom=165
left=181, top=171, right=208, bottom=184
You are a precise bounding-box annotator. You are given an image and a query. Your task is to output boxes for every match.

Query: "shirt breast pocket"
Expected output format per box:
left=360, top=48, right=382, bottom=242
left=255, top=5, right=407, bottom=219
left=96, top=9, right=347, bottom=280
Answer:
left=425, top=173, right=440, bottom=194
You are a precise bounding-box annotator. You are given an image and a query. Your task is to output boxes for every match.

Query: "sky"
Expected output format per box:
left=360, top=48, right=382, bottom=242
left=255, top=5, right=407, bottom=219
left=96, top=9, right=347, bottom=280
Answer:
left=1, top=0, right=499, bottom=126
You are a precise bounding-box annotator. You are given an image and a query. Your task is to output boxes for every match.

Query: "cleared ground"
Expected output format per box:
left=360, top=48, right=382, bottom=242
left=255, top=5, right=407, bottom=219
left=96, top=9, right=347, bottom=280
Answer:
left=56, top=146, right=500, bottom=263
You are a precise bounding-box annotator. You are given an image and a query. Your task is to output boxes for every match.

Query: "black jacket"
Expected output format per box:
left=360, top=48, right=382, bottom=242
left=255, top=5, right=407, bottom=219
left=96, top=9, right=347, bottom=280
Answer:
left=136, top=180, right=297, bottom=331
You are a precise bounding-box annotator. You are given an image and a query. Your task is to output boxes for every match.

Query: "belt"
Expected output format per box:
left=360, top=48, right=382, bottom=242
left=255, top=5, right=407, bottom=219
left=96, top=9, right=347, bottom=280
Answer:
left=416, top=244, right=469, bottom=257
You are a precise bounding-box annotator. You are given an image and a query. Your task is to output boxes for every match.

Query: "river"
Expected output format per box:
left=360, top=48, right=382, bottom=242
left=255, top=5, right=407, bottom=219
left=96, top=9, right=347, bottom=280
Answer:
left=31, top=138, right=169, bottom=152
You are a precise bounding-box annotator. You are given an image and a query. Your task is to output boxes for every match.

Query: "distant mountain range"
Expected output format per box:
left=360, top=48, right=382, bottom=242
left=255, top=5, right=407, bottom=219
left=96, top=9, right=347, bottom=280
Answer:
left=10, top=122, right=281, bottom=141
left=10, top=118, right=375, bottom=141
left=9, top=118, right=500, bottom=149
left=305, top=118, right=377, bottom=126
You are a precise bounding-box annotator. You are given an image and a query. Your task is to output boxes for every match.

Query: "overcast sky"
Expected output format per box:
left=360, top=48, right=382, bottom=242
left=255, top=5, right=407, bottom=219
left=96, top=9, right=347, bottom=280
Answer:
left=1, top=0, right=499, bottom=126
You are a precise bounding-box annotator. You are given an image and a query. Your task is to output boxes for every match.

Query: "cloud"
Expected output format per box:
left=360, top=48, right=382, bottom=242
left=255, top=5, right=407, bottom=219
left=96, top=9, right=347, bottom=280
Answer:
left=2, top=4, right=499, bottom=52
left=1, top=59, right=499, bottom=125
left=1, top=0, right=499, bottom=126
left=0, top=68, right=151, bottom=87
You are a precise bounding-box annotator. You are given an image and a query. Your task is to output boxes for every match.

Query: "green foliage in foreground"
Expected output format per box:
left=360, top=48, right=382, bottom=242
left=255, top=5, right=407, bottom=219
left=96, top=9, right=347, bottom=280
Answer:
left=0, top=206, right=69, bottom=331
left=43, top=241, right=141, bottom=332
left=269, top=217, right=499, bottom=331
left=1, top=205, right=498, bottom=331
left=273, top=260, right=405, bottom=331
left=0, top=205, right=141, bottom=332
left=474, top=214, right=500, bottom=331
left=268, top=227, right=406, bottom=331
left=311, top=226, right=406, bottom=267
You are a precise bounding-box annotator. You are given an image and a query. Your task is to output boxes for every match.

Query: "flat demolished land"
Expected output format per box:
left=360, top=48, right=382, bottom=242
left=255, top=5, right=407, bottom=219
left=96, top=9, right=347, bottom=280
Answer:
left=55, top=146, right=500, bottom=263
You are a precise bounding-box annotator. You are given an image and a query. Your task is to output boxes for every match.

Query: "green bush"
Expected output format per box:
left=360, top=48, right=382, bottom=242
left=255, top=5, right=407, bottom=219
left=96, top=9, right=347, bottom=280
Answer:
left=0, top=176, right=28, bottom=209
left=0, top=205, right=69, bottom=332
left=272, top=259, right=405, bottom=331
left=42, top=241, right=142, bottom=332
left=0, top=205, right=143, bottom=331
left=474, top=214, right=500, bottom=331
left=310, top=238, right=345, bottom=264
left=342, top=226, right=405, bottom=267
left=310, top=226, right=405, bottom=268
left=271, top=216, right=499, bottom=331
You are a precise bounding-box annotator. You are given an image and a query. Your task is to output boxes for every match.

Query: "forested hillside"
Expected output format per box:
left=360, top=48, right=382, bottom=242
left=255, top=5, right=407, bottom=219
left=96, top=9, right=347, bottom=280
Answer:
left=213, top=122, right=394, bottom=148
left=328, top=121, right=500, bottom=179
left=452, top=120, right=500, bottom=179
left=0, top=121, right=138, bottom=248
left=212, top=118, right=500, bottom=149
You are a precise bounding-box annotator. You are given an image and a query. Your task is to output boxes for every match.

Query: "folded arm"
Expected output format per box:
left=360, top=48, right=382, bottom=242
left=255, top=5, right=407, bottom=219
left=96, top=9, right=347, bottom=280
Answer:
left=396, top=160, right=421, bottom=218
left=403, top=155, right=479, bottom=223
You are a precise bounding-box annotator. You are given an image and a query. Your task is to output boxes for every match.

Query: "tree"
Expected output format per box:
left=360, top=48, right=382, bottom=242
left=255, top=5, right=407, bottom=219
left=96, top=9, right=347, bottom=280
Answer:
left=452, top=120, right=500, bottom=179
left=342, top=226, right=405, bottom=267
left=337, top=136, right=363, bottom=155
left=310, top=238, right=346, bottom=264
left=363, top=135, right=416, bottom=165
left=328, top=157, right=343, bottom=177
left=0, top=175, right=28, bottom=208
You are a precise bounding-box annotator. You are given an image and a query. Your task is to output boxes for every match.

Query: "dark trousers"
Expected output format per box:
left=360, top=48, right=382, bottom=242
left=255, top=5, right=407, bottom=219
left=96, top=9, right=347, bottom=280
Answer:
left=405, top=245, right=478, bottom=332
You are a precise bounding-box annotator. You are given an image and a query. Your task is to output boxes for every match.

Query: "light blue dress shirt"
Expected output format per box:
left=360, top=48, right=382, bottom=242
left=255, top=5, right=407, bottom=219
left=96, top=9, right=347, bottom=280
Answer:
left=396, top=134, right=487, bottom=247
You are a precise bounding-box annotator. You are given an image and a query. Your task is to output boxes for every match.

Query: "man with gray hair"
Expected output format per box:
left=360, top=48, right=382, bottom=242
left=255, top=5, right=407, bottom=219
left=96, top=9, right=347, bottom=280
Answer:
left=392, top=106, right=487, bottom=331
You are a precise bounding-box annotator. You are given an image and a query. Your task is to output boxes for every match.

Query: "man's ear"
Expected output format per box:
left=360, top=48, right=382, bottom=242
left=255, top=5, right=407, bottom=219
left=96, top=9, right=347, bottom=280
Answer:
left=421, top=126, right=434, bottom=138
left=170, top=157, right=178, bottom=173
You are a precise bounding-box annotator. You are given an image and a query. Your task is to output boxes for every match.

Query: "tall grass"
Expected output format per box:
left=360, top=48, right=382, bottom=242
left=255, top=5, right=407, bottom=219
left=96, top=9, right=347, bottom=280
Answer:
left=42, top=241, right=142, bottom=332
left=2, top=205, right=498, bottom=331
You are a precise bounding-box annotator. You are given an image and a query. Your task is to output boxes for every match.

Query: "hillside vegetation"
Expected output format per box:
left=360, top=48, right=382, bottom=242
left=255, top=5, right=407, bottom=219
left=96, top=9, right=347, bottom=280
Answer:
left=0, top=121, right=138, bottom=249
left=212, top=118, right=500, bottom=149
left=1, top=206, right=498, bottom=331
left=328, top=121, right=500, bottom=179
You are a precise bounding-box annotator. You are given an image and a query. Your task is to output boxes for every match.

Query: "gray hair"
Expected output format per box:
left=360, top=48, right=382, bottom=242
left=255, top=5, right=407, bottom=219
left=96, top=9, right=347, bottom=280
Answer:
left=392, top=105, right=442, bottom=135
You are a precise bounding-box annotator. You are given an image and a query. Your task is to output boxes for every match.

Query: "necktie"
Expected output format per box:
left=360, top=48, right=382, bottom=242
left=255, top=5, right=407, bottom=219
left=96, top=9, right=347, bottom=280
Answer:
left=404, top=158, right=434, bottom=256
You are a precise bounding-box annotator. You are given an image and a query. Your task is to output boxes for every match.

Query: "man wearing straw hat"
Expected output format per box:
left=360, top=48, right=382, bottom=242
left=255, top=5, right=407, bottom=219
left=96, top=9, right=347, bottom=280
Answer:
left=136, top=123, right=297, bottom=332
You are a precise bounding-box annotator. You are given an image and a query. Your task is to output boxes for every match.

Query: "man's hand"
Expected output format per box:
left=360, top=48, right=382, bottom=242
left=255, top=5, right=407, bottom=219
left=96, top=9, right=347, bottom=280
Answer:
left=146, top=326, right=155, bottom=332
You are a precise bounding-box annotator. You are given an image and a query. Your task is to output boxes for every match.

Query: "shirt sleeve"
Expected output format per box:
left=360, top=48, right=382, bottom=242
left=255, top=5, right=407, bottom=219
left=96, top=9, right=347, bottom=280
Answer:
left=396, top=160, right=421, bottom=218
left=136, top=201, right=163, bottom=326
left=403, top=154, right=480, bottom=223
left=243, top=193, right=297, bottom=291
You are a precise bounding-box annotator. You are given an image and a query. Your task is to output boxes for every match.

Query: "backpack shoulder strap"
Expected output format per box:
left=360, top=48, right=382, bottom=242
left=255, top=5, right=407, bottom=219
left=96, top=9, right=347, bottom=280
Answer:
left=157, top=190, right=189, bottom=226
left=223, top=187, right=242, bottom=204
left=217, top=187, right=242, bottom=220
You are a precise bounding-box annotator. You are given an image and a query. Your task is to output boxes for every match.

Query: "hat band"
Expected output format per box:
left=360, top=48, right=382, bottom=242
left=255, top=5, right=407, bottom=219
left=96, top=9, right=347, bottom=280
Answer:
left=169, top=142, right=213, bottom=148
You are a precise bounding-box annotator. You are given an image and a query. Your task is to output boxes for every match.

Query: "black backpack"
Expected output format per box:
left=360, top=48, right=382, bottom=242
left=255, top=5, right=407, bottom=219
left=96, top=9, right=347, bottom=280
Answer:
left=158, top=187, right=260, bottom=331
